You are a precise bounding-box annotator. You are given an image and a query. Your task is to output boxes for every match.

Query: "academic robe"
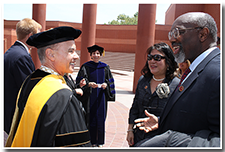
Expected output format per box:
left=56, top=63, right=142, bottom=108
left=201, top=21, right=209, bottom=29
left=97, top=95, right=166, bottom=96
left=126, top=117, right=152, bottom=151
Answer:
left=63, top=74, right=87, bottom=114
left=6, top=69, right=91, bottom=147
left=76, top=61, right=115, bottom=145
left=63, top=74, right=80, bottom=97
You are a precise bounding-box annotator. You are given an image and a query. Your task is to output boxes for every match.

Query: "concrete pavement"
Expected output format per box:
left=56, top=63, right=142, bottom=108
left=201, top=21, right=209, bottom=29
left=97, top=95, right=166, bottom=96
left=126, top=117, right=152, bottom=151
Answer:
left=104, top=70, right=135, bottom=148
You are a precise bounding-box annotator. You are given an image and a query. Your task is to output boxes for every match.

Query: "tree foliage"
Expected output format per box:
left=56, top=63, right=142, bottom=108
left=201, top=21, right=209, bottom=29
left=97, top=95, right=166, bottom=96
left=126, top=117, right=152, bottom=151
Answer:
left=107, top=12, right=157, bottom=25
left=107, top=12, right=138, bottom=25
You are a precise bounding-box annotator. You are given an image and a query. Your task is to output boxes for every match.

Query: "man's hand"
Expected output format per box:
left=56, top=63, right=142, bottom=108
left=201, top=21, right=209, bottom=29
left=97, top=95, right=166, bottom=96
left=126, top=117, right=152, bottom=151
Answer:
left=79, top=78, right=86, bottom=88
left=134, top=110, right=159, bottom=133
left=75, top=88, right=83, bottom=96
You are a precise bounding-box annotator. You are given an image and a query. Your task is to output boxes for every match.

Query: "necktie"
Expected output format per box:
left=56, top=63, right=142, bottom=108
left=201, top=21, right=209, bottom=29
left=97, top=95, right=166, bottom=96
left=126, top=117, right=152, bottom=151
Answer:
left=177, top=68, right=191, bottom=91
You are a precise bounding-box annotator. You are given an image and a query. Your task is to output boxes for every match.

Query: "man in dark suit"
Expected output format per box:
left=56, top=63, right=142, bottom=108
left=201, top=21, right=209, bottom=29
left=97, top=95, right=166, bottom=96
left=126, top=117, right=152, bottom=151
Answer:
left=134, top=12, right=220, bottom=147
left=4, top=18, right=42, bottom=134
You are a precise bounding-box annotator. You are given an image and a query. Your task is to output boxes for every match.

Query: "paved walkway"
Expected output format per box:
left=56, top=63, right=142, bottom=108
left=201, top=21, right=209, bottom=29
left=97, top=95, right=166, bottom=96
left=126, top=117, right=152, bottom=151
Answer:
left=104, top=70, right=135, bottom=148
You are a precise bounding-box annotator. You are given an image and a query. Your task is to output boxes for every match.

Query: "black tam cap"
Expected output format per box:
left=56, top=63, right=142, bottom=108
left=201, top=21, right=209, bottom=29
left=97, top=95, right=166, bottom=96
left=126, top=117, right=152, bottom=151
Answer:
left=26, top=26, right=82, bottom=48
left=87, top=45, right=104, bottom=55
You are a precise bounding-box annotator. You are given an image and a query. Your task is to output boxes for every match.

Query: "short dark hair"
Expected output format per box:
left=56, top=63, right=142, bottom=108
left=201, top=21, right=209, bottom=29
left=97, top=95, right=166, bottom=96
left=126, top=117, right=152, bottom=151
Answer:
left=89, top=50, right=103, bottom=56
left=141, top=42, right=178, bottom=80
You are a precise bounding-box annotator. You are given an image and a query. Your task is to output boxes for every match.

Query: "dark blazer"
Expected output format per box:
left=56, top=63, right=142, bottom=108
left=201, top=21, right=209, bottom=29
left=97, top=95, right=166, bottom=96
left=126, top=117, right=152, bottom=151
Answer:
left=158, top=48, right=220, bottom=137
left=129, top=76, right=179, bottom=122
left=4, top=41, right=35, bottom=134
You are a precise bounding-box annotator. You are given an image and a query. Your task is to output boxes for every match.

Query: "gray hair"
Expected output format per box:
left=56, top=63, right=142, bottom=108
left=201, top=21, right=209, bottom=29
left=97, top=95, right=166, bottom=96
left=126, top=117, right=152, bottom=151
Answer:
left=37, top=43, right=59, bottom=64
left=176, top=12, right=217, bottom=42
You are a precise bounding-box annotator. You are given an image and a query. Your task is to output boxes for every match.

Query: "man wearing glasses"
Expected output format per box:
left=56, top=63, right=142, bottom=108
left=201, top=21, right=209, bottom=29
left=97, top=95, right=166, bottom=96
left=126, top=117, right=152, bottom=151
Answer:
left=135, top=12, right=220, bottom=147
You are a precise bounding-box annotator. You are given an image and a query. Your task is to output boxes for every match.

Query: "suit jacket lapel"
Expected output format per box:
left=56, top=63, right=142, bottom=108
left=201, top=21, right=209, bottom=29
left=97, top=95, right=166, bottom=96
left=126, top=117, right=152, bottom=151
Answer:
left=160, top=48, right=220, bottom=125
left=159, top=72, right=199, bottom=124
left=168, top=77, right=179, bottom=95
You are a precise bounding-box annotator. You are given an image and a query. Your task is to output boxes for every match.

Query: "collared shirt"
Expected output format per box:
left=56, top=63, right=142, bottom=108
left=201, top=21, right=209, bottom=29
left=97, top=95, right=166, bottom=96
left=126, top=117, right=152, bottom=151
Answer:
left=182, top=47, right=217, bottom=84
left=40, top=65, right=60, bottom=76
left=16, top=40, right=29, bottom=54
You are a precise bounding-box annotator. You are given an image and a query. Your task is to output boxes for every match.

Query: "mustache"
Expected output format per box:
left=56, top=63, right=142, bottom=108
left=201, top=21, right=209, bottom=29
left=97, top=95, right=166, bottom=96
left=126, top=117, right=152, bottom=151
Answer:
left=171, top=42, right=182, bottom=47
left=172, top=42, right=183, bottom=52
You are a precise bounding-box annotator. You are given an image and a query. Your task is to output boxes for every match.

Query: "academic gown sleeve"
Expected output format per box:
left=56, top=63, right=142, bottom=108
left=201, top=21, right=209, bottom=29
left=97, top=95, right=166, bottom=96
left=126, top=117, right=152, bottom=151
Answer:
left=104, top=65, right=116, bottom=102
left=31, top=89, right=91, bottom=147
left=64, top=75, right=80, bottom=97
left=75, top=65, right=91, bottom=126
left=55, top=91, right=91, bottom=147
left=76, top=65, right=89, bottom=82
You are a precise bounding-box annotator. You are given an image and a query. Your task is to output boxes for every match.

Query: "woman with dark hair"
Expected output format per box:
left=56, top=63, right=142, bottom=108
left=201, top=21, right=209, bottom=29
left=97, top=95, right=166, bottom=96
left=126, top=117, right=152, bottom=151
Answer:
left=76, top=44, right=115, bottom=147
left=126, top=42, right=180, bottom=146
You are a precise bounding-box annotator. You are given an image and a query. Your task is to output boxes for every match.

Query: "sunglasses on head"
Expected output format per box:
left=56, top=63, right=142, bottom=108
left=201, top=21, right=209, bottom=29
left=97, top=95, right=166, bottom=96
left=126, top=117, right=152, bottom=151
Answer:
left=147, top=54, right=166, bottom=61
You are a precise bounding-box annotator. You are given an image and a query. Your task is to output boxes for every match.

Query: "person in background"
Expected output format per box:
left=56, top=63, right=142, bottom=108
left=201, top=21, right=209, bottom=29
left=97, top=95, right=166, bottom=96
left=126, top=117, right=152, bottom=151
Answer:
left=76, top=44, right=116, bottom=147
left=126, top=42, right=179, bottom=146
left=175, top=59, right=191, bottom=79
left=216, top=37, right=220, bottom=49
left=4, top=18, right=42, bottom=135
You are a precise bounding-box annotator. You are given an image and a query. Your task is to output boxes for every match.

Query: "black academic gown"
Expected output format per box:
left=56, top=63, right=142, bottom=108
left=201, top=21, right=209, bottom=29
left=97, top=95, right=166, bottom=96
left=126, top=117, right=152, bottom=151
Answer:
left=76, top=61, right=115, bottom=145
left=6, top=69, right=91, bottom=147
left=63, top=74, right=80, bottom=97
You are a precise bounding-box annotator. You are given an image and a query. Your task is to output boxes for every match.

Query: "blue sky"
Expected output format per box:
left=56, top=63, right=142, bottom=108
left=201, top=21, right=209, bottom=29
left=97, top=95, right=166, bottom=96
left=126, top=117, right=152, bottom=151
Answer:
left=3, top=3, right=171, bottom=24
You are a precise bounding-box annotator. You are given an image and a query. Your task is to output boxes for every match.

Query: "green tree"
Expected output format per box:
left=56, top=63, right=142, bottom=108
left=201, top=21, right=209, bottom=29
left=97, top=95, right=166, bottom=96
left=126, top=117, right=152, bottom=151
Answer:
left=106, top=11, right=157, bottom=25
left=107, top=12, right=138, bottom=25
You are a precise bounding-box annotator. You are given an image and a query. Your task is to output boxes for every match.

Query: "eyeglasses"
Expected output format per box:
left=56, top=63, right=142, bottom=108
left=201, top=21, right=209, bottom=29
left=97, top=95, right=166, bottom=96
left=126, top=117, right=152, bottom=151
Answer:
left=168, top=27, right=203, bottom=40
left=147, top=54, right=165, bottom=61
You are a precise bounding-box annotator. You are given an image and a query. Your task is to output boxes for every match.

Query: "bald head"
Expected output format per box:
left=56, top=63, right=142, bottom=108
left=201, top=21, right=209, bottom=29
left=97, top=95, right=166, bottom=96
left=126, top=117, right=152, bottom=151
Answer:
left=169, top=12, right=218, bottom=63
left=173, top=12, right=217, bottom=42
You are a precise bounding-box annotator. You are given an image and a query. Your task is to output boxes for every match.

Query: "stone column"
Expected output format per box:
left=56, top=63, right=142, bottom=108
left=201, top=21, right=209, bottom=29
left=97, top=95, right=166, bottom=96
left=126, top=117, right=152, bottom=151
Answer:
left=133, top=4, right=157, bottom=93
left=80, top=4, right=97, bottom=66
left=31, top=4, right=46, bottom=69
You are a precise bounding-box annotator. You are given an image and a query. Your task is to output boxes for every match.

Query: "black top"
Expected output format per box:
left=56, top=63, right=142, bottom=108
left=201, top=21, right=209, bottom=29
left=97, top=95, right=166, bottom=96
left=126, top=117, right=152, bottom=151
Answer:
left=129, top=76, right=179, bottom=122
left=129, top=75, right=179, bottom=145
